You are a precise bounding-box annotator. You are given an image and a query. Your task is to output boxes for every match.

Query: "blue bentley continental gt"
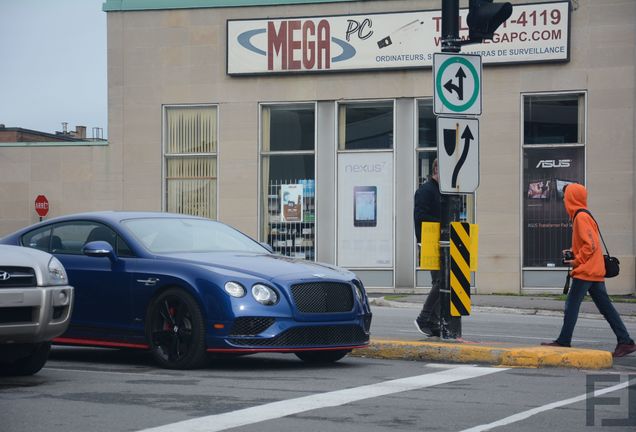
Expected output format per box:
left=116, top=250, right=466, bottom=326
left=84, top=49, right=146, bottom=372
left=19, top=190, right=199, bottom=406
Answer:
left=0, top=212, right=372, bottom=369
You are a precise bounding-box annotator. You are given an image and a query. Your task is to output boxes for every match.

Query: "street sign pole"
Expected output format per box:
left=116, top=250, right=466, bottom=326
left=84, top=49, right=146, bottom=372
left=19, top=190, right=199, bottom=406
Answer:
left=434, top=0, right=510, bottom=338
left=441, top=0, right=461, bottom=53
left=439, top=0, right=462, bottom=339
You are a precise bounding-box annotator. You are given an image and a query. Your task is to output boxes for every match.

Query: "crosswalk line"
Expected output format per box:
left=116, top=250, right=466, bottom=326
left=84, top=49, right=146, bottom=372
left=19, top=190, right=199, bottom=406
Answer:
left=137, top=364, right=506, bottom=432
left=460, top=377, right=636, bottom=432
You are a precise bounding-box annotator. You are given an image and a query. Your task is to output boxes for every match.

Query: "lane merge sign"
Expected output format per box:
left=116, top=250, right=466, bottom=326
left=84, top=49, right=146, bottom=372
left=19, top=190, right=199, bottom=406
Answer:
left=433, top=53, right=482, bottom=116
left=437, top=117, right=479, bottom=194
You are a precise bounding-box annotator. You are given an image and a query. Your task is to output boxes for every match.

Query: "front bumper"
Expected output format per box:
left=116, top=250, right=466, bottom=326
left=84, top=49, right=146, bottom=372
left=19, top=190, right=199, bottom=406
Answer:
left=0, top=285, right=74, bottom=343
left=206, top=313, right=372, bottom=352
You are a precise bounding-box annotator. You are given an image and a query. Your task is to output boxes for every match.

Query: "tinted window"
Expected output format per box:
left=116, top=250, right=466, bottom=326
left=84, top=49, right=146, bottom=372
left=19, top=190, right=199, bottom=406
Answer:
left=49, top=223, right=104, bottom=254
left=22, top=227, right=52, bottom=252
left=339, top=102, right=394, bottom=150
left=22, top=222, right=134, bottom=257
left=417, top=99, right=436, bottom=148
left=266, top=105, right=315, bottom=152
left=524, top=94, right=581, bottom=144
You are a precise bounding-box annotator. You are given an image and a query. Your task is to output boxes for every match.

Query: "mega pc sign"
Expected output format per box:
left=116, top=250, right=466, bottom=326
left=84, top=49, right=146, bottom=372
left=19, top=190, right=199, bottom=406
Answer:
left=227, top=1, right=570, bottom=75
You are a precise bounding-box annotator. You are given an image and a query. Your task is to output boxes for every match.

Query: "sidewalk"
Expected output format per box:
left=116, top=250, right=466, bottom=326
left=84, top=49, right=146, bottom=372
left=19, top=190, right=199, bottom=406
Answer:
left=372, top=293, right=636, bottom=319
left=352, top=294, right=636, bottom=369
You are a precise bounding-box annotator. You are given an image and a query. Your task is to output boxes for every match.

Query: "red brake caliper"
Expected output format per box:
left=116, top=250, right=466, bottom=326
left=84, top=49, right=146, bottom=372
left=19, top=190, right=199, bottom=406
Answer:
left=163, top=306, right=176, bottom=330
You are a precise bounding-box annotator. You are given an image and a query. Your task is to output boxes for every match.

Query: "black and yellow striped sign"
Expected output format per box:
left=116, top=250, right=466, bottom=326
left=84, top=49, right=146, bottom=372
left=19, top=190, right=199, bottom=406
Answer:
left=450, top=222, right=471, bottom=316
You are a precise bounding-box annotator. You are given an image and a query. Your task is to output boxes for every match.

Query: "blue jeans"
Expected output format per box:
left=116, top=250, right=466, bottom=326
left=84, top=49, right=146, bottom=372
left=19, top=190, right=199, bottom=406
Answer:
left=556, top=278, right=634, bottom=346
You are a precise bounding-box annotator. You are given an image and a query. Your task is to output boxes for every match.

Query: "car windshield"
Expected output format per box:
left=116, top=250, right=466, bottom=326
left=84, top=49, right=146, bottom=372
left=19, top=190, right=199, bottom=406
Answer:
left=122, top=218, right=268, bottom=254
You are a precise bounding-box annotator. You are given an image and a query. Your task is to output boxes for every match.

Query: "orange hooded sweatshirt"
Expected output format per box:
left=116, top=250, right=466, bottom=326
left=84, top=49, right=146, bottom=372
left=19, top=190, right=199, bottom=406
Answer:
left=564, top=184, right=605, bottom=281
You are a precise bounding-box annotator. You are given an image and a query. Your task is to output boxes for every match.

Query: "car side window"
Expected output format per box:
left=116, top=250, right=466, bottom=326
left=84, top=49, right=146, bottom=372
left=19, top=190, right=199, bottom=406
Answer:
left=22, top=227, right=53, bottom=252
left=51, top=223, right=102, bottom=254
left=116, top=236, right=134, bottom=258
left=23, top=222, right=134, bottom=257
left=46, top=222, right=133, bottom=257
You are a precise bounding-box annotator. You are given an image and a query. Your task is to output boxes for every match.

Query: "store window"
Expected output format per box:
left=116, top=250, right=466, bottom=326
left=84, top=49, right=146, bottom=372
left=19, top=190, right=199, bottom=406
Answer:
left=261, top=104, right=316, bottom=260
left=164, top=105, right=218, bottom=219
left=416, top=99, right=438, bottom=187
left=522, top=93, right=585, bottom=268
left=338, top=101, right=393, bottom=150
left=336, top=100, right=394, bottom=270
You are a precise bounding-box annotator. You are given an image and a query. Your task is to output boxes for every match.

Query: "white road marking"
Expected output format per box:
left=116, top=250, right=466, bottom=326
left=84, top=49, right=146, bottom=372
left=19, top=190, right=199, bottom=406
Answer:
left=460, top=377, right=636, bottom=432
left=137, top=365, right=506, bottom=432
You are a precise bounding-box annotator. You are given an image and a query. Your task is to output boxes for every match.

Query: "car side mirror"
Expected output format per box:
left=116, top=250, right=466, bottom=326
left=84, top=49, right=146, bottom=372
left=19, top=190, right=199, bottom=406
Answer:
left=83, top=241, right=117, bottom=261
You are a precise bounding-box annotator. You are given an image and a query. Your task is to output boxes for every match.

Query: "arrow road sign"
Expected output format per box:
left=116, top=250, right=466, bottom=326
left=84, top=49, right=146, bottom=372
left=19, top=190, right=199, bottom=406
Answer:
left=434, top=53, right=482, bottom=116
left=443, top=66, right=466, bottom=101
left=437, top=117, right=479, bottom=194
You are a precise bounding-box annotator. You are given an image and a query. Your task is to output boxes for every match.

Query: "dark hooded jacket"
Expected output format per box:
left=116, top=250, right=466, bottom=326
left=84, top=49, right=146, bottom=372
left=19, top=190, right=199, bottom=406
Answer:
left=564, top=183, right=605, bottom=281
left=413, top=178, right=441, bottom=243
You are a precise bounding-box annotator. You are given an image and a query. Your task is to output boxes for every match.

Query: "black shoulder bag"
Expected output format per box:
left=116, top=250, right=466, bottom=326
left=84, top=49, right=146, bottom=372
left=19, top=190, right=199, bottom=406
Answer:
left=573, top=209, right=620, bottom=278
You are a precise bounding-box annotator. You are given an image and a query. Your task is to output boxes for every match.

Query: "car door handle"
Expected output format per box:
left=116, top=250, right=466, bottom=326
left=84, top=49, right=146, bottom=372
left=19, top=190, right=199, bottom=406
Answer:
left=137, top=277, right=160, bottom=286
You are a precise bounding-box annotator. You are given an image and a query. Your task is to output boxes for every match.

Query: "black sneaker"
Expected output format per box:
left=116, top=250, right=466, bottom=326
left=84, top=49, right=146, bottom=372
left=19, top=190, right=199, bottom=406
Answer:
left=414, top=320, right=440, bottom=337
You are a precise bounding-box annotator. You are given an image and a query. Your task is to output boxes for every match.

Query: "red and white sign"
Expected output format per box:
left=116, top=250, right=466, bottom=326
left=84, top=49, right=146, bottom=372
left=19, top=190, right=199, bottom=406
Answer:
left=227, top=1, right=569, bottom=75
left=34, top=195, right=49, bottom=217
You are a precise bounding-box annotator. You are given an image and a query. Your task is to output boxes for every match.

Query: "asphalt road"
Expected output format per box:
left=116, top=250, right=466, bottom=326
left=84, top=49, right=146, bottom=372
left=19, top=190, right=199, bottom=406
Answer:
left=1, top=305, right=635, bottom=432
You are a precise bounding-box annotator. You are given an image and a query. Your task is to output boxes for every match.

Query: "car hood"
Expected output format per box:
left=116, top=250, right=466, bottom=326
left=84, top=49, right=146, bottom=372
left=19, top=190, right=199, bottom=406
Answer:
left=158, top=252, right=356, bottom=283
left=0, top=244, right=51, bottom=267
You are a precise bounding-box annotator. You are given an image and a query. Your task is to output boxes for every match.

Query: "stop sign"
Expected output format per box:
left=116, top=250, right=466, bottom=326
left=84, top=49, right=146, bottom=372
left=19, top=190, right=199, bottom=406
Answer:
left=34, top=195, right=49, bottom=218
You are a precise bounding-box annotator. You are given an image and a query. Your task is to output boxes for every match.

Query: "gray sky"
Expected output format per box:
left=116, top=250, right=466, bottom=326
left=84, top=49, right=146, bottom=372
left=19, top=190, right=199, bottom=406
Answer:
left=0, top=0, right=107, bottom=137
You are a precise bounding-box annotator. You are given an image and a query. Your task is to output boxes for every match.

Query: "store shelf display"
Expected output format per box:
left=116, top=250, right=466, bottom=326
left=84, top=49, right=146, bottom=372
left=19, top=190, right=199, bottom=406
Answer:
left=266, top=179, right=315, bottom=260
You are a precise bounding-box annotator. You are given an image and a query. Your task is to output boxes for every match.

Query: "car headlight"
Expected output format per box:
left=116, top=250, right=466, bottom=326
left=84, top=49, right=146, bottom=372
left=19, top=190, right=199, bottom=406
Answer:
left=251, top=284, right=278, bottom=305
left=224, top=281, right=246, bottom=298
left=354, top=285, right=364, bottom=302
left=47, top=257, right=68, bottom=285
left=353, top=280, right=366, bottom=302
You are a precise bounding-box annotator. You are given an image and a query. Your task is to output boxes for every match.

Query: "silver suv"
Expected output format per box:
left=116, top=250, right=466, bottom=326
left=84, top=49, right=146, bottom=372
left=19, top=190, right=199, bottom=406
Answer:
left=0, top=245, right=74, bottom=375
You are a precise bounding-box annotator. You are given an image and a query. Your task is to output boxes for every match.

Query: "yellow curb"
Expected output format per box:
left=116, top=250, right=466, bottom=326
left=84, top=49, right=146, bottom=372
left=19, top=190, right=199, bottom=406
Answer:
left=351, top=339, right=613, bottom=369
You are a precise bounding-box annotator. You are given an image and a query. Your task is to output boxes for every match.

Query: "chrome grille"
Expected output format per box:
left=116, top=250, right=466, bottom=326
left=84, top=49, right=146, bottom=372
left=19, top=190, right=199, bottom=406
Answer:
left=291, top=282, right=354, bottom=313
left=0, top=266, right=36, bottom=288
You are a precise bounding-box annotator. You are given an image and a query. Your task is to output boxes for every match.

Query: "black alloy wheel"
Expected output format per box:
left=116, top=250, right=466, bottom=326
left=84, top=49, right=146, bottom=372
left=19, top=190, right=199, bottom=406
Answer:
left=294, top=349, right=350, bottom=364
left=146, top=288, right=207, bottom=369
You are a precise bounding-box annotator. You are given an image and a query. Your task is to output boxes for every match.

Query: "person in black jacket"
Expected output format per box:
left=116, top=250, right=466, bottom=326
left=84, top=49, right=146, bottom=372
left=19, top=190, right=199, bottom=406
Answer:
left=413, top=158, right=442, bottom=337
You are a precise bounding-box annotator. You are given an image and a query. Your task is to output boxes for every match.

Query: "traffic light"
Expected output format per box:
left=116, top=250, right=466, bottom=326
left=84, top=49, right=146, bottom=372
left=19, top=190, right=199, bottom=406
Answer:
left=467, top=0, right=513, bottom=43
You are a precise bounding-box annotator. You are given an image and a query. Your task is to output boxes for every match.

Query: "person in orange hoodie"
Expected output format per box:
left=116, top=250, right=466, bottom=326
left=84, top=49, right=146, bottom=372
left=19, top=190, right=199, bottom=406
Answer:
left=542, top=183, right=636, bottom=358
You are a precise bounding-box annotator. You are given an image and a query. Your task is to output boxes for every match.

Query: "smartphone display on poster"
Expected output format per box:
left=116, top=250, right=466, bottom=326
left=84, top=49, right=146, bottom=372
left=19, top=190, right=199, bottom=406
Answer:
left=353, top=186, right=377, bottom=227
